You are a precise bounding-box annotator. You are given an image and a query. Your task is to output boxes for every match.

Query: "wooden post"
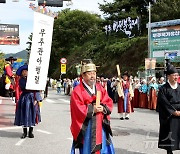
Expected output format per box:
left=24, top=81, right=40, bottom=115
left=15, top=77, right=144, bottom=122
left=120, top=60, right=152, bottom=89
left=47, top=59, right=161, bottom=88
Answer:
left=96, top=91, right=101, bottom=107
left=116, top=64, right=121, bottom=77
left=116, top=64, right=124, bottom=98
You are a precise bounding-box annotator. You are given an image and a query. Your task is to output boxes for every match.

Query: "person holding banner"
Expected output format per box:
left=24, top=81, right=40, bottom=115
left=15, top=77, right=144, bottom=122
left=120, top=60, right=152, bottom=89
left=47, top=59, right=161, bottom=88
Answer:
left=14, top=65, right=42, bottom=139
left=117, top=71, right=134, bottom=120
left=157, top=64, right=180, bottom=154
left=70, top=59, right=115, bottom=154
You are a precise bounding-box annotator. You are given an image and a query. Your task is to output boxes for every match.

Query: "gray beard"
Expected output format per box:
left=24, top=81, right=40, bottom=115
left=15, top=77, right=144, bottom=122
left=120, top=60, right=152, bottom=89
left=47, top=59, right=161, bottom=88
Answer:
left=87, top=80, right=96, bottom=87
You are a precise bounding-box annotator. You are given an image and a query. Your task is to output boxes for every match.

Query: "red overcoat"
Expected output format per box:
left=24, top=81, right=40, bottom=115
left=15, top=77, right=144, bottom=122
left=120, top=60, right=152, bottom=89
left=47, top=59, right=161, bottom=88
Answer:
left=70, top=83, right=113, bottom=153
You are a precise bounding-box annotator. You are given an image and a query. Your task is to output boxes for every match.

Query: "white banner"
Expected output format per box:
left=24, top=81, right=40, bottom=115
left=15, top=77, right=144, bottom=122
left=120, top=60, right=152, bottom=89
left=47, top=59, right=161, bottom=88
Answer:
left=26, top=12, right=54, bottom=90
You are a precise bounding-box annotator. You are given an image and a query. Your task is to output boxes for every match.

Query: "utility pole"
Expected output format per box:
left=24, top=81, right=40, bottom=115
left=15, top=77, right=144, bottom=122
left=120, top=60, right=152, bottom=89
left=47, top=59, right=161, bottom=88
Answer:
left=144, top=0, right=156, bottom=80
left=148, top=2, right=151, bottom=59
left=148, top=2, right=152, bottom=77
left=164, top=52, right=170, bottom=82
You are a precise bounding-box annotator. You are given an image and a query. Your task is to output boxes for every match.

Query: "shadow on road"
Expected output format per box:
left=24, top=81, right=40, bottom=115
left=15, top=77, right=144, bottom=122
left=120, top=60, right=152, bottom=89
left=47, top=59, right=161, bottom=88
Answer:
left=134, top=108, right=158, bottom=115
left=115, top=147, right=146, bottom=154
left=0, top=130, right=21, bottom=138
left=112, top=126, right=158, bottom=138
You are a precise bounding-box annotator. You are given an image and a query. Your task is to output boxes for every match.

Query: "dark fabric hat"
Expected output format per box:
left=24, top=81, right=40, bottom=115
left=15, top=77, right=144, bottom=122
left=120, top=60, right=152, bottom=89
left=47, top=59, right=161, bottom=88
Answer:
left=16, top=64, right=28, bottom=76
left=5, top=56, right=17, bottom=61
left=166, top=64, right=178, bottom=75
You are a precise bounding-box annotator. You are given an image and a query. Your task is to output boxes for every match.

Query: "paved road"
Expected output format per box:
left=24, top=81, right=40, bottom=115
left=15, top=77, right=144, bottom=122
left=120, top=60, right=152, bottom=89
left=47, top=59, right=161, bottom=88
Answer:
left=0, top=97, right=15, bottom=128
left=0, top=89, right=179, bottom=154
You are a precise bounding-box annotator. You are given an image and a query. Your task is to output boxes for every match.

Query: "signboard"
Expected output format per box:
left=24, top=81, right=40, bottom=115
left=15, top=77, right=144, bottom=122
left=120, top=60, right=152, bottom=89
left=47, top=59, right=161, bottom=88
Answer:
left=0, top=0, right=6, bottom=3
left=0, top=24, right=19, bottom=45
left=26, top=12, right=54, bottom=90
left=60, top=58, right=67, bottom=64
left=151, top=19, right=180, bottom=62
left=61, top=64, right=66, bottom=74
left=38, top=0, right=63, bottom=7
left=145, top=58, right=156, bottom=70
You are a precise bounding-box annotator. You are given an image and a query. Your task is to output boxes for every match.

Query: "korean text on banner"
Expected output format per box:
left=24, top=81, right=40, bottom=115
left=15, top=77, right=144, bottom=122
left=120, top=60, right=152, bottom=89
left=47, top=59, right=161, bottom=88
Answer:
left=26, top=12, right=54, bottom=90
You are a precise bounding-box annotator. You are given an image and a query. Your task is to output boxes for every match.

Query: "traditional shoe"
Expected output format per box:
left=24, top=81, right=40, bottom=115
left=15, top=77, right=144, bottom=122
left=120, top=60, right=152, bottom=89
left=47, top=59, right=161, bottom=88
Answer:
left=29, top=133, right=34, bottom=138
left=21, top=133, right=27, bottom=139
left=120, top=117, right=124, bottom=120
left=29, top=127, right=34, bottom=138
left=21, top=128, right=27, bottom=139
left=167, top=150, right=173, bottom=154
left=125, top=117, right=129, bottom=120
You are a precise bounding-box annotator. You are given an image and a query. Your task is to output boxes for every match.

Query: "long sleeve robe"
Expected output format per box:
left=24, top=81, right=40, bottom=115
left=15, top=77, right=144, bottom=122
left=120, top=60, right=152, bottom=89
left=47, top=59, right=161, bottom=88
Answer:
left=70, top=83, right=114, bottom=154
left=14, top=77, right=42, bottom=127
left=157, top=82, right=180, bottom=151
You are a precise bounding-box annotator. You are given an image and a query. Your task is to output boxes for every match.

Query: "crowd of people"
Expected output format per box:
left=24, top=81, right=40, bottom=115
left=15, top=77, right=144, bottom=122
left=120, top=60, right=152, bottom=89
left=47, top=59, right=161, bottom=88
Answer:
left=1, top=57, right=180, bottom=154
left=50, top=70, right=180, bottom=121
left=56, top=72, right=180, bottom=115
left=69, top=59, right=180, bottom=154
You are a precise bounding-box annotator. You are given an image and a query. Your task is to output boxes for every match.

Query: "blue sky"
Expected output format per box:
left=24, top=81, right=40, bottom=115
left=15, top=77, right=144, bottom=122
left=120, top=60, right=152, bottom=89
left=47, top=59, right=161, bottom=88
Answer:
left=0, top=0, right=113, bottom=54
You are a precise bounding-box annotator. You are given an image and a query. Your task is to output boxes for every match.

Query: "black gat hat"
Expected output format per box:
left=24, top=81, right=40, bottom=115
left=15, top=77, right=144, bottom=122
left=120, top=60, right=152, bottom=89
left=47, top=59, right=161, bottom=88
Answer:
left=166, top=64, right=178, bottom=75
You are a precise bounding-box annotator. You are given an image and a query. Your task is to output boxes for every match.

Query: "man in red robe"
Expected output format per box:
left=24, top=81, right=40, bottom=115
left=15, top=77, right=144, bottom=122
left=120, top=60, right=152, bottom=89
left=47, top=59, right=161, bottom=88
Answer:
left=70, top=59, right=115, bottom=154
left=4, top=56, right=17, bottom=97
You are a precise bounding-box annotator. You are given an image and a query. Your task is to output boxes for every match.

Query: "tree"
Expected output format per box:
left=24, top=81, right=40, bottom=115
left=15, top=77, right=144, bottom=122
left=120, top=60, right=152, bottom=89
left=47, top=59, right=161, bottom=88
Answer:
left=97, top=0, right=180, bottom=75
left=99, top=0, right=151, bottom=36
left=49, top=9, right=103, bottom=78
left=48, top=1, right=180, bottom=78
left=99, top=0, right=180, bottom=36
left=151, top=0, right=180, bottom=22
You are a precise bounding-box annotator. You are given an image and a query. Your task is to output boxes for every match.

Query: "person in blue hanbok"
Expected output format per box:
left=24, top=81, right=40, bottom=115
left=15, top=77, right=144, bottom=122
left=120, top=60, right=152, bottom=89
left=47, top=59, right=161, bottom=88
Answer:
left=14, top=65, right=42, bottom=139
left=139, top=79, right=148, bottom=108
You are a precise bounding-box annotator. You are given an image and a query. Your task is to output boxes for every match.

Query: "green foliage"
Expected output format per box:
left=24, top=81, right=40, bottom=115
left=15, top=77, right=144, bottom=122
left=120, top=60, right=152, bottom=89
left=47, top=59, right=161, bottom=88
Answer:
left=48, top=0, right=180, bottom=79
left=151, top=0, right=180, bottom=21
left=53, top=9, right=102, bottom=48
left=49, top=9, right=103, bottom=78
left=91, top=37, right=148, bottom=76
left=99, top=0, right=150, bottom=35
left=100, top=0, right=180, bottom=35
